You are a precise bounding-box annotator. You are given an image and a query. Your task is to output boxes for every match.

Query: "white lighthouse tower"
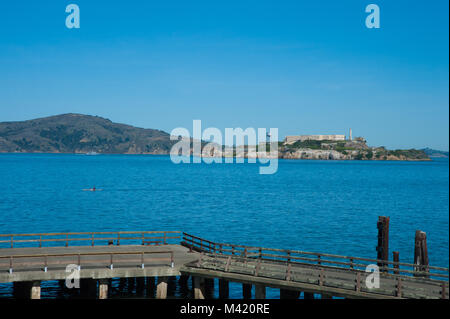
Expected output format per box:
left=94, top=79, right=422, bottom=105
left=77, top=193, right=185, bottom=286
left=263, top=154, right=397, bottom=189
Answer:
left=349, top=128, right=352, bottom=141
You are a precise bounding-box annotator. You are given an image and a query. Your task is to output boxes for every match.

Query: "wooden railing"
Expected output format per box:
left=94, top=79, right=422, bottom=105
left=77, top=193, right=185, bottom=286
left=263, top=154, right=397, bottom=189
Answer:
left=0, top=231, right=181, bottom=248
left=181, top=233, right=449, bottom=281
left=190, top=253, right=448, bottom=299
left=0, top=250, right=174, bottom=274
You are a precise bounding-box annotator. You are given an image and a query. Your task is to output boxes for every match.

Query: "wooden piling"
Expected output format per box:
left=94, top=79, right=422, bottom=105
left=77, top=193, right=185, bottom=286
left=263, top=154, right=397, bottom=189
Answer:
left=179, top=275, right=189, bottom=286
left=193, top=277, right=206, bottom=299
left=146, top=277, right=156, bottom=298
left=414, top=230, right=429, bottom=277
left=178, top=275, right=190, bottom=298
left=127, top=277, right=135, bottom=293
left=119, top=277, right=126, bottom=295
left=219, top=279, right=229, bottom=299
left=80, top=278, right=97, bottom=298
left=98, top=279, right=108, bottom=299
left=156, top=276, right=168, bottom=299
left=255, top=285, right=266, bottom=299
left=205, top=278, right=215, bottom=298
left=243, top=283, right=252, bottom=299
left=31, top=281, right=41, bottom=299
left=376, top=216, right=390, bottom=271
left=136, top=277, right=145, bottom=296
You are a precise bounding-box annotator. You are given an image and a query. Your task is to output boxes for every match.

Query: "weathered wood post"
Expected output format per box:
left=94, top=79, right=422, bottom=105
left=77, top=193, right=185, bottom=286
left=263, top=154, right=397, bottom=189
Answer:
left=167, top=276, right=178, bottom=297
left=98, top=279, right=108, bottom=299
left=119, top=278, right=126, bottom=295
left=243, top=283, right=252, bottom=299
left=179, top=275, right=190, bottom=297
left=80, top=278, right=97, bottom=298
left=179, top=275, right=189, bottom=286
left=219, top=279, right=229, bottom=299
left=255, top=285, right=266, bottom=299
left=156, top=276, right=168, bottom=299
left=193, top=277, right=206, bottom=299
left=136, top=277, right=145, bottom=296
left=393, top=251, right=400, bottom=274
left=204, top=278, right=215, bottom=298
left=127, top=277, right=136, bottom=293
left=146, top=277, right=156, bottom=297
left=414, top=230, right=429, bottom=277
left=31, top=281, right=41, bottom=299
left=376, top=216, right=390, bottom=272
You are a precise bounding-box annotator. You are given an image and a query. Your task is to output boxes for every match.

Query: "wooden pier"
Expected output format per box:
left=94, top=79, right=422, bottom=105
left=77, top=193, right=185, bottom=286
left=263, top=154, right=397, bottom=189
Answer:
left=0, top=229, right=448, bottom=299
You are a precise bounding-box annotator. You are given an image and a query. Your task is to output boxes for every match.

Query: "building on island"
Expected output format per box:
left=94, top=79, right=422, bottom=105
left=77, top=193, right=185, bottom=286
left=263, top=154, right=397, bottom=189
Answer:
left=284, top=134, right=346, bottom=145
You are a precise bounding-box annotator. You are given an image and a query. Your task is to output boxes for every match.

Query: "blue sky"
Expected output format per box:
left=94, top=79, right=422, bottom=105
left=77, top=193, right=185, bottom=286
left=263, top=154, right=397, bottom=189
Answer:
left=0, top=1, right=448, bottom=150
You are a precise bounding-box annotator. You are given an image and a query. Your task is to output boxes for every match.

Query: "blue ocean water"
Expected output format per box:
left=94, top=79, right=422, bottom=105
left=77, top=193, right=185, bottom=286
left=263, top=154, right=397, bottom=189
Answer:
left=0, top=154, right=448, bottom=298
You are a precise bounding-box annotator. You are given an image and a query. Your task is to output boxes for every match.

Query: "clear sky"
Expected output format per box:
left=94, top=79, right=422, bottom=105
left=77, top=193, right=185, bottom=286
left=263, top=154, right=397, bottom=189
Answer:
left=0, top=1, right=448, bottom=150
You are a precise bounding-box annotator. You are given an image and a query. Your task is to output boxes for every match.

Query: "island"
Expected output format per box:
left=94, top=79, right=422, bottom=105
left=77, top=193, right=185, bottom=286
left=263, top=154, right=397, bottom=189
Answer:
left=0, top=114, right=432, bottom=161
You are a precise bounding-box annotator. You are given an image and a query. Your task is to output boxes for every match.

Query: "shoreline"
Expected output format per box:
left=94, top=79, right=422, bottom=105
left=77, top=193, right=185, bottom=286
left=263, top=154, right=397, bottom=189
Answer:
left=0, top=151, right=438, bottom=162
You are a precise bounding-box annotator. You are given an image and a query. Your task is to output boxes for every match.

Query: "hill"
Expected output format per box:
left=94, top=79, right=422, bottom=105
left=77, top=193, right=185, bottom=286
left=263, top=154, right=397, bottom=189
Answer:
left=0, top=114, right=175, bottom=154
left=420, top=148, right=449, bottom=158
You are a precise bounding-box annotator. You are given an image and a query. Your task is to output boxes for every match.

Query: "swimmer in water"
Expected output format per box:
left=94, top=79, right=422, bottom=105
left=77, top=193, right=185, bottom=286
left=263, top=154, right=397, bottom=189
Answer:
left=82, top=186, right=102, bottom=191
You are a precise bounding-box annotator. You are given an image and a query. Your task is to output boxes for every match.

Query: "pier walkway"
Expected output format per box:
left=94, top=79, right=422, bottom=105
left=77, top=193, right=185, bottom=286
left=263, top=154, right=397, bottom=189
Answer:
left=0, top=231, right=448, bottom=299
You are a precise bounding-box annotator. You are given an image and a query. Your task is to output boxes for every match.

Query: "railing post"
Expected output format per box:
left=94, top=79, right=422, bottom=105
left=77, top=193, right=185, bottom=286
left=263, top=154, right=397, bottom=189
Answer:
left=319, top=268, right=324, bottom=286
left=10, top=236, right=13, bottom=248
left=350, top=258, right=354, bottom=269
left=163, top=232, right=167, bottom=245
left=110, top=254, right=113, bottom=270
left=65, top=234, right=69, bottom=247
left=396, top=277, right=402, bottom=297
left=117, top=233, right=120, bottom=246
left=286, top=263, right=292, bottom=281
left=442, top=282, right=447, bottom=299
left=141, top=233, right=144, bottom=245
left=356, top=272, right=361, bottom=292
left=317, top=255, right=321, bottom=265
left=39, top=235, right=42, bottom=248
left=44, top=256, right=48, bottom=272
left=393, top=251, right=400, bottom=274
left=232, top=246, right=235, bottom=255
left=91, top=233, right=95, bottom=247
